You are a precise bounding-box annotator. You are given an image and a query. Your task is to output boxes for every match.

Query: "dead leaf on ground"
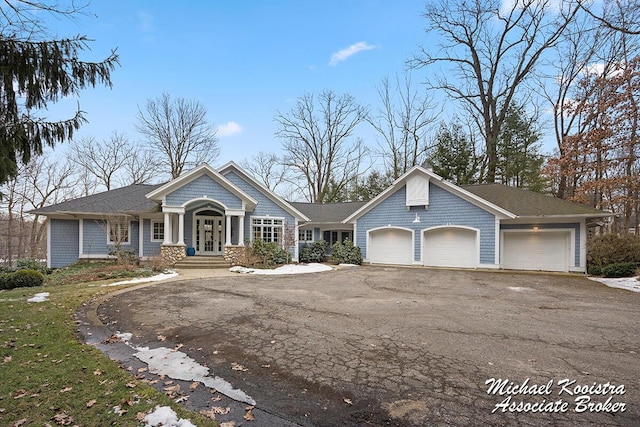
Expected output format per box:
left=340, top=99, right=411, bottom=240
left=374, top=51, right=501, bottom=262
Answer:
left=199, top=408, right=217, bottom=420
left=135, top=412, right=147, bottom=422
left=231, top=362, right=248, bottom=371
left=189, top=381, right=199, bottom=390
left=125, top=382, right=136, bottom=388
left=175, top=395, right=189, bottom=403
left=343, top=397, right=353, bottom=405
left=219, top=422, right=236, bottom=427
left=12, top=418, right=27, bottom=427
left=157, top=335, right=166, bottom=342
left=212, top=406, right=231, bottom=415
left=52, top=412, right=74, bottom=425
left=4, top=355, right=12, bottom=363
left=13, top=389, right=27, bottom=399
left=171, top=343, right=184, bottom=352
left=86, top=399, right=97, bottom=408
left=137, top=367, right=147, bottom=373
left=93, top=369, right=103, bottom=376
left=244, top=406, right=255, bottom=421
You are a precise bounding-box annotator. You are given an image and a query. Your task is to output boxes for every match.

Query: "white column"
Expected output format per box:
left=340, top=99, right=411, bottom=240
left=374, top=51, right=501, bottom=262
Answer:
left=238, top=214, right=245, bottom=246
left=163, top=212, right=172, bottom=245
left=225, top=215, right=232, bottom=245
left=177, top=213, right=185, bottom=245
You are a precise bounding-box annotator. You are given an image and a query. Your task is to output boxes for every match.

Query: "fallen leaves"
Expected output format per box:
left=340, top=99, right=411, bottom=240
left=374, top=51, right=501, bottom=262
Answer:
left=12, top=418, right=27, bottom=427
left=231, top=362, right=248, bottom=371
left=343, top=397, right=353, bottom=405
left=86, top=399, right=97, bottom=408
left=13, top=389, right=28, bottom=399
left=244, top=405, right=255, bottom=421
left=51, top=412, right=74, bottom=425
left=4, top=355, right=12, bottom=363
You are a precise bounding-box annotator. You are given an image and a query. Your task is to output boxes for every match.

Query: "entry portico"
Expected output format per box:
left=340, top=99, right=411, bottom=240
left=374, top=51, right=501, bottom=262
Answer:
left=146, top=164, right=258, bottom=261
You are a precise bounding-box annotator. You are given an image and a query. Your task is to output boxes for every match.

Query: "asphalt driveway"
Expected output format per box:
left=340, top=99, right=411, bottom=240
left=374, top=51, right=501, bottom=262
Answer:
left=95, top=266, right=640, bottom=426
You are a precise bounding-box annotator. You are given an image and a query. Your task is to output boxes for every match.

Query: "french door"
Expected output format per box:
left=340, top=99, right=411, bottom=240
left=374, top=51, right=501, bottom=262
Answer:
left=196, top=216, right=224, bottom=255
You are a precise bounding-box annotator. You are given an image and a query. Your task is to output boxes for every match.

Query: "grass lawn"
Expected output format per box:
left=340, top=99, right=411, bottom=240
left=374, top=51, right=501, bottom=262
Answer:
left=0, top=262, right=217, bottom=427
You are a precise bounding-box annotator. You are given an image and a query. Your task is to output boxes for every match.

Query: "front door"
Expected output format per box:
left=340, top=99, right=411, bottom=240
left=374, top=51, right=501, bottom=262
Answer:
left=196, top=216, right=224, bottom=255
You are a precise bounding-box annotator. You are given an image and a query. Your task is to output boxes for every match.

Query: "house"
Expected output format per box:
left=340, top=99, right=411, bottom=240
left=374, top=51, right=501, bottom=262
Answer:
left=31, top=162, right=612, bottom=272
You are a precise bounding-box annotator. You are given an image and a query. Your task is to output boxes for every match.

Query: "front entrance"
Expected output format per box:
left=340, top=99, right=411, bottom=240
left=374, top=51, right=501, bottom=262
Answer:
left=195, top=214, right=224, bottom=255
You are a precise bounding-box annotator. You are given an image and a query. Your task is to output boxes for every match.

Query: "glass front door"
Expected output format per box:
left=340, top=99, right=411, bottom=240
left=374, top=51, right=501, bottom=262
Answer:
left=196, top=216, right=224, bottom=255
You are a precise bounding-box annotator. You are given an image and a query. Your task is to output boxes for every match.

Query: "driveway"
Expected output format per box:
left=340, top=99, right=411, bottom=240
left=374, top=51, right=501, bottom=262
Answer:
left=95, top=266, right=640, bottom=426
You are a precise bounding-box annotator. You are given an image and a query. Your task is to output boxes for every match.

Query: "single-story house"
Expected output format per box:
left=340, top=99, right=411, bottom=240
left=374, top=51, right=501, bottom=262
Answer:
left=31, top=162, right=612, bottom=272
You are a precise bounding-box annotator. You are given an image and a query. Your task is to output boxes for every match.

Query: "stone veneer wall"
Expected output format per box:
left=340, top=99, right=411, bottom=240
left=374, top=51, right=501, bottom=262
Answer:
left=224, top=245, right=249, bottom=266
left=161, top=244, right=186, bottom=265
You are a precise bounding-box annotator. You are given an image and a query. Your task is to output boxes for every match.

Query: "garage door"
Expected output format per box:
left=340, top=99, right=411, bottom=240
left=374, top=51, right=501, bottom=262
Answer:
left=423, top=227, right=478, bottom=268
left=502, top=232, right=570, bottom=272
left=368, top=228, right=413, bottom=265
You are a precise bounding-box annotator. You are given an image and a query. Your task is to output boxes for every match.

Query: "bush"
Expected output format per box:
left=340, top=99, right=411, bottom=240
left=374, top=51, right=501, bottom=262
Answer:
left=601, top=262, right=640, bottom=278
left=299, top=240, right=328, bottom=263
left=587, top=234, right=640, bottom=269
left=249, top=239, right=290, bottom=268
left=15, top=258, right=52, bottom=275
left=587, top=265, right=602, bottom=276
left=0, top=269, right=45, bottom=290
left=331, top=239, right=363, bottom=265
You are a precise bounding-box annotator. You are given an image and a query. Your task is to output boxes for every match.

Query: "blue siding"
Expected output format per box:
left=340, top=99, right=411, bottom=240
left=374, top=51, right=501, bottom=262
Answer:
left=222, top=170, right=296, bottom=242
left=501, top=223, right=581, bottom=267
left=165, top=175, right=243, bottom=209
left=143, top=219, right=162, bottom=257
left=356, top=183, right=496, bottom=264
left=83, top=220, right=109, bottom=255
left=49, top=219, right=79, bottom=267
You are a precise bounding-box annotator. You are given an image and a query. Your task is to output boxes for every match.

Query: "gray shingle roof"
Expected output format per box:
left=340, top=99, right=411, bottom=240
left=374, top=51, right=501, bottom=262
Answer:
left=290, top=201, right=367, bottom=223
left=30, top=183, right=164, bottom=215
left=462, top=183, right=611, bottom=217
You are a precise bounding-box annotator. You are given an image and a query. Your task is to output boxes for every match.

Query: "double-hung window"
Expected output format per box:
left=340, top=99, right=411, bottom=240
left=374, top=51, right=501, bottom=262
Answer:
left=252, top=217, right=284, bottom=244
left=107, top=218, right=130, bottom=245
left=151, top=220, right=164, bottom=242
left=299, top=229, right=313, bottom=242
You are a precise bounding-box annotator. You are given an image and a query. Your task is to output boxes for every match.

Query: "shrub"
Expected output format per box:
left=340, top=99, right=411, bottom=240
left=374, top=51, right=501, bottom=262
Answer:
left=587, top=265, right=602, bottom=276
left=601, top=262, right=640, bottom=278
left=299, top=240, right=328, bottom=263
left=108, top=248, right=139, bottom=266
left=249, top=239, right=290, bottom=268
left=331, top=239, right=363, bottom=265
left=587, top=234, right=640, bottom=269
left=0, top=269, right=45, bottom=290
left=15, top=258, right=52, bottom=275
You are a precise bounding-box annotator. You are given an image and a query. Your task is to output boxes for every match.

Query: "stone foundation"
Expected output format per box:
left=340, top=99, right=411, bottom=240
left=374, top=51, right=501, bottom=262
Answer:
left=161, top=244, right=186, bottom=265
left=224, top=245, right=249, bottom=266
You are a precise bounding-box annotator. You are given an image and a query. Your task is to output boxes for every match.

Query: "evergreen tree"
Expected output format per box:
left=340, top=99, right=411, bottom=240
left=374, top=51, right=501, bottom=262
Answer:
left=495, top=105, right=547, bottom=192
left=0, top=2, right=119, bottom=186
left=429, top=121, right=483, bottom=185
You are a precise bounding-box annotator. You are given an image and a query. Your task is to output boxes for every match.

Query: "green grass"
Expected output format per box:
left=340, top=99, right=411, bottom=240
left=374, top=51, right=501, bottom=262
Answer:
left=0, top=265, right=216, bottom=426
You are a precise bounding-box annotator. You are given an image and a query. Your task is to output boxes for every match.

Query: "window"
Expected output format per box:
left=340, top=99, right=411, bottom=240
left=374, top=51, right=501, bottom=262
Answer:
left=299, top=229, right=313, bottom=242
left=107, top=218, right=130, bottom=245
left=252, top=217, right=284, bottom=244
left=151, top=220, right=164, bottom=242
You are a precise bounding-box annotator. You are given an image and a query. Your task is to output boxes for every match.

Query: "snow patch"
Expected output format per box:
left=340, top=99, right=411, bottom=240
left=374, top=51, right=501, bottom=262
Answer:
left=589, top=276, right=640, bottom=293
left=508, top=287, right=534, bottom=292
left=230, top=262, right=332, bottom=275
left=133, top=346, right=256, bottom=405
left=143, top=405, right=196, bottom=427
left=102, top=271, right=178, bottom=287
left=27, top=292, right=50, bottom=302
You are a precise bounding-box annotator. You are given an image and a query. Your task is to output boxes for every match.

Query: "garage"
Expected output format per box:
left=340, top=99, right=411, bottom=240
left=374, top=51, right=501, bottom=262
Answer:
left=502, top=231, right=571, bottom=272
left=368, top=227, right=413, bottom=265
left=423, top=227, right=478, bottom=268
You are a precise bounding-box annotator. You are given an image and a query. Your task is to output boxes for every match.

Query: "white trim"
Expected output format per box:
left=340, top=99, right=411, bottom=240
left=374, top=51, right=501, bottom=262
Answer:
left=146, top=163, right=258, bottom=209
left=163, top=205, right=186, bottom=214
left=107, top=218, right=131, bottom=246
left=344, top=166, right=516, bottom=223
left=579, top=218, right=587, bottom=271
left=298, top=229, right=314, bottom=242
left=250, top=215, right=285, bottom=245
left=218, top=161, right=311, bottom=221
left=293, top=219, right=299, bottom=262
left=494, top=218, right=501, bottom=266
left=79, top=218, right=84, bottom=257
left=80, top=254, right=115, bottom=260
left=139, top=218, right=144, bottom=258
left=151, top=220, right=164, bottom=242
left=353, top=222, right=357, bottom=247
left=47, top=218, right=51, bottom=268
left=421, top=225, right=479, bottom=268
left=179, top=197, right=228, bottom=211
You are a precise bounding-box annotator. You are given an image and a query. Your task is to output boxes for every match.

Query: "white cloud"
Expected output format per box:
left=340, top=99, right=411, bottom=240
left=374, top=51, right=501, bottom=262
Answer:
left=217, top=121, right=243, bottom=137
left=137, top=10, right=154, bottom=33
left=329, top=41, right=376, bottom=66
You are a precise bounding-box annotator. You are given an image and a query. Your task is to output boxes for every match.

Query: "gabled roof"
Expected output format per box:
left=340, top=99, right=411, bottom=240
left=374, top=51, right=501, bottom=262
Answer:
left=146, top=163, right=258, bottom=209
left=343, top=166, right=516, bottom=223
left=218, top=161, right=311, bottom=221
left=463, top=184, right=613, bottom=218
left=290, top=201, right=366, bottom=224
left=29, top=183, right=164, bottom=216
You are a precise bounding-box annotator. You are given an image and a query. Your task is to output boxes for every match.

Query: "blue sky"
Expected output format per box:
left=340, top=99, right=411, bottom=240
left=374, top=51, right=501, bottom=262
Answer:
left=46, top=1, right=429, bottom=166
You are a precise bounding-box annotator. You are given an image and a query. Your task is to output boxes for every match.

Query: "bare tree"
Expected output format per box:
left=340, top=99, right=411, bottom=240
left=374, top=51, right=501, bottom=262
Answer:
left=275, top=90, right=369, bottom=203
left=240, top=151, right=287, bottom=192
left=136, top=93, right=220, bottom=178
left=411, top=0, right=581, bottom=182
left=369, top=73, right=439, bottom=179
left=578, top=0, right=640, bottom=36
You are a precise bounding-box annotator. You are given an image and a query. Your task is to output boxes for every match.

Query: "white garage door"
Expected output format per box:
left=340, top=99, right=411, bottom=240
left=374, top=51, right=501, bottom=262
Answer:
left=368, top=228, right=413, bottom=265
left=502, top=232, right=570, bottom=272
left=423, top=227, right=478, bottom=268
